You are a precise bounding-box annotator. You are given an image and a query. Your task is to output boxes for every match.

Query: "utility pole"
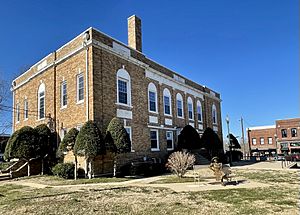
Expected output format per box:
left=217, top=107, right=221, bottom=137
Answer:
left=240, top=117, right=245, bottom=159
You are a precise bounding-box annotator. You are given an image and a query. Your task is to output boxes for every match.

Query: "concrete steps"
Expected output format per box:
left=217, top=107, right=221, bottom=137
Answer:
left=0, top=173, right=10, bottom=181
left=193, top=153, right=210, bottom=165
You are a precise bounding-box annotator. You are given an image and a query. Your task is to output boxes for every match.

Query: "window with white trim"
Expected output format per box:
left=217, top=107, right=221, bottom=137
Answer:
left=77, top=74, right=84, bottom=102
left=61, top=81, right=67, bottom=108
left=24, top=99, right=28, bottom=120
left=260, top=137, right=264, bottom=145
left=60, top=128, right=67, bottom=140
left=291, top=128, right=297, bottom=137
left=150, top=129, right=159, bottom=151
left=268, top=137, right=272, bottom=144
left=187, top=97, right=194, bottom=120
left=212, top=104, right=217, bottom=124
left=125, top=126, right=133, bottom=151
left=163, top=88, right=172, bottom=116
left=176, top=93, right=183, bottom=118
left=166, top=131, right=174, bottom=150
left=197, top=100, right=202, bottom=122
left=16, top=103, right=20, bottom=122
left=148, top=83, right=157, bottom=113
left=281, top=129, right=287, bottom=138
left=252, top=138, right=257, bottom=145
left=38, top=83, right=45, bottom=119
left=117, top=69, right=131, bottom=106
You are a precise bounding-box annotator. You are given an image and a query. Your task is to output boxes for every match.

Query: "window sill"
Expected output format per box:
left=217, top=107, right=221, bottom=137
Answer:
left=115, top=102, right=133, bottom=109
left=37, top=118, right=46, bottom=122
left=189, top=119, right=194, bottom=122
left=131, top=150, right=135, bottom=153
left=198, top=121, right=203, bottom=123
left=213, top=123, right=218, bottom=126
left=164, top=114, right=173, bottom=117
left=167, top=148, right=174, bottom=151
left=60, top=105, right=67, bottom=110
left=16, top=121, right=20, bottom=124
left=149, top=110, right=158, bottom=115
left=76, top=100, right=84, bottom=105
left=151, top=149, right=160, bottom=152
left=177, top=116, right=184, bottom=119
left=24, top=118, right=28, bottom=121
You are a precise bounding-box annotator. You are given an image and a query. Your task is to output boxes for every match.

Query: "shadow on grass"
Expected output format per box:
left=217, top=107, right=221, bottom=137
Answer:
left=208, top=179, right=247, bottom=186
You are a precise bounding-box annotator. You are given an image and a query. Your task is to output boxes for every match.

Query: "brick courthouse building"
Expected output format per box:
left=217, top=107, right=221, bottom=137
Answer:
left=12, top=16, right=222, bottom=161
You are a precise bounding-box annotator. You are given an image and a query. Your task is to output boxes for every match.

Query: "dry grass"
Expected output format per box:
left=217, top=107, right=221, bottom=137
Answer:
left=0, top=168, right=299, bottom=214
left=12, top=175, right=131, bottom=186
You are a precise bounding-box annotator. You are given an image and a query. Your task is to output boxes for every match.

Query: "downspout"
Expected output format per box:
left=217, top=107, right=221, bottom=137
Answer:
left=12, top=89, right=15, bottom=133
left=83, top=33, right=90, bottom=121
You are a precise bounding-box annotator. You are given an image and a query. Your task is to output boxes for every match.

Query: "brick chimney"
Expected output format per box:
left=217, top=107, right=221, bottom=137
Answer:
left=128, top=15, right=142, bottom=52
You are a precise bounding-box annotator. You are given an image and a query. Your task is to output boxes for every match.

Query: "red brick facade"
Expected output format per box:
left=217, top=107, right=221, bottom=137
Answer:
left=247, top=118, right=300, bottom=155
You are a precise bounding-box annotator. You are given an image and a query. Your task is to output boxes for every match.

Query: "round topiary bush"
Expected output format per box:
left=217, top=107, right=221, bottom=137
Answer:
left=52, top=163, right=74, bottom=179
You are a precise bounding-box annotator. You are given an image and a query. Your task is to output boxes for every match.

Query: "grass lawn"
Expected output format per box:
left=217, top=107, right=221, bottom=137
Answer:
left=0, top=169, right=299, bottom=214
left=12, top=175, right=131, bottom=186
left=151, top=175, right=206, bottom=184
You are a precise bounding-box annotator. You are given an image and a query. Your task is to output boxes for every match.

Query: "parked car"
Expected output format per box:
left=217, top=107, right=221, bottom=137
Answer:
left=285, top=153, right=300, bottom=161
left=276, top=154, right=285, bottom=161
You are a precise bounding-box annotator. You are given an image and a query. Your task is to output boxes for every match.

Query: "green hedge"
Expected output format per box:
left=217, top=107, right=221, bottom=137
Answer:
left=52, top=163, right=74, bottom=179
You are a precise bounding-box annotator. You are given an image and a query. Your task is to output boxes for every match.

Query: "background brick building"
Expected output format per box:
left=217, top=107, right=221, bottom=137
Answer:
left=12, top=15, right=222, bottom=161
left=248, top=118, right=300, bottom=156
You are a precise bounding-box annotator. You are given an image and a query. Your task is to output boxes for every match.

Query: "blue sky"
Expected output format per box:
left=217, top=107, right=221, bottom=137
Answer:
left=0, top=0, right=299, bottom=138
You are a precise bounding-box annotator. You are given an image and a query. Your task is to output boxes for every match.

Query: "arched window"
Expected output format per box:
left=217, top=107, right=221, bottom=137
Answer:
left=38, top=83, right=45, bottom=119
left=212, top=104, right=217, bottom=124
left=197, top=100, right=202, bottom=122
left=187, top=97, right=194, bottom=120
left=117, top=68, right=131, bottom=106
left=176, top=93, right=184, bottom=118
left=163, top=88, right=172, bottom=116
left=148, top=83, right=158, bottom=113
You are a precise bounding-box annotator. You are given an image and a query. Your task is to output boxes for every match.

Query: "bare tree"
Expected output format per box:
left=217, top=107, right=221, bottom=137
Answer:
left=0, top=78, right=11, bottom=135
left=166, top=151, right=195, bottom=178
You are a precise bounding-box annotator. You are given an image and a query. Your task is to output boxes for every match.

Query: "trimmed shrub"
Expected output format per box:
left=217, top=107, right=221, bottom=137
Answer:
left=166, top=151, right=195, bottom=178
left=106, top=117, right=131, bottom=153
left=200, top=127, right=223, bottom=158
left=74, top=121, right=104, bottom=157
left=177, top=125, right=201, bottom=150
left=4, top=129, right=21, bottom=160
left=74, top=120, right=104, bottom=179
left=106, top=117, right=131, bottom=177
left=52, top=163, right=75, bottom=179
left=58, top=128, right=79, bottom=157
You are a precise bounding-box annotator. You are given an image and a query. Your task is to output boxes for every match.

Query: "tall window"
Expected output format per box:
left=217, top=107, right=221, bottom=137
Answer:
left=291, top=128, right=297, bottom=137
left=24, top=99, right=28, bottom=120
left=16, top=103, right=20, bottom=122
left=148, top=83, right=157, bottom=113
left=77, top=74, right=84, bottom=102
left=176, top=93, right=183, bottom=118
left=125, top=127, right=133, bottom=152
left=252, top=138, right=257, bottom=145
left=117, top=69, right=131, bottom=106
left=38, top=83, right=45, bottom=119
left=268, top=137, right=272, bottom=144
left=61, top=81, right=67, bottom=107
left=281, top=129, right=287, bottom=138
left=197, top=100, right=202, bottom=122
left=187, top=97, right=193, bottom=120
left=212, top=104, right=217, bottom=124
left=166, top=131, right=174, bottom=150
left=150, top=130, right=159, bottom=151
left=163, top=88, right=172, bottom=115
left=260, top=137, right=264, bottom=145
